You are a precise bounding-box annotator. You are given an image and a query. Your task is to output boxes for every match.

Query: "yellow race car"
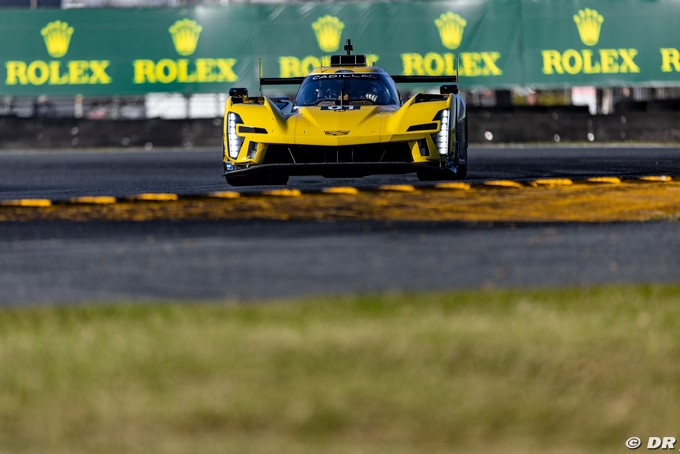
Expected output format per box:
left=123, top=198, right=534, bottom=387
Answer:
left=223, top=41, right=467, bottom=186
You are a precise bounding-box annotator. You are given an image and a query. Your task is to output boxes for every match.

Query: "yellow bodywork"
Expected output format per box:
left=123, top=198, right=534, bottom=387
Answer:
left=222, top=63, right=463, bottom=184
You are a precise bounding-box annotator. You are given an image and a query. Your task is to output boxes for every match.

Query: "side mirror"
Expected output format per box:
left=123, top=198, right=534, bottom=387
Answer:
left=440, top=84, right=458, bottom=95
left=229, top=87, right=248, bottom=98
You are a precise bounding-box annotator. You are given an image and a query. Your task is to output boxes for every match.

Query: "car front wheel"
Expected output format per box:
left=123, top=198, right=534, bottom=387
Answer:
left=225, top=173, right=289, bottom=186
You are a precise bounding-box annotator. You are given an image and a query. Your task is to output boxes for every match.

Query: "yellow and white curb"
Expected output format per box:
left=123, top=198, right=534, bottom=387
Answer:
left=0, top=174, right=674, bottom=208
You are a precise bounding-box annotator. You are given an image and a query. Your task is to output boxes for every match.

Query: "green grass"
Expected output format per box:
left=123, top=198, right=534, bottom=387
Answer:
left=1, top=285, right=680, bottom=453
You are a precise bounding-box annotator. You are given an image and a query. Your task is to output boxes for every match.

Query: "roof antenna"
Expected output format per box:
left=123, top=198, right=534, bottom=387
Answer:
left=344, top=39, right=353, bottom=56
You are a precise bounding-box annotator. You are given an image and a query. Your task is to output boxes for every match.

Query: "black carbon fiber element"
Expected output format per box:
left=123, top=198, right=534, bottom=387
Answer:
left=224, top=162, right=449, bottom=179
left=263, top=143, right=413, bottom=165
left=407, top=123, right=438, bottom=132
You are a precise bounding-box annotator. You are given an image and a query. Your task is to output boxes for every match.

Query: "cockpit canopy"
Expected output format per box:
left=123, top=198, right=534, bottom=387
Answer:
left=296, top=73, right=400, bottom=107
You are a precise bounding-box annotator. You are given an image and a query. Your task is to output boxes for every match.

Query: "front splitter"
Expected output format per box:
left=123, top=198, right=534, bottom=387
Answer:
left=223, top=162, right=457, bottom=179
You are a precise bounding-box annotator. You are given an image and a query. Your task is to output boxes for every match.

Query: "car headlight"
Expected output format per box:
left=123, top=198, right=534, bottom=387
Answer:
left=434, top=109, right=450, bottom=156
left=227, top=112, right=244, bottom=159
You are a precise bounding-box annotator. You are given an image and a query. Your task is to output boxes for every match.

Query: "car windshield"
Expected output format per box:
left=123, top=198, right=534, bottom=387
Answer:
left=296, top=73, right=399, bottom=107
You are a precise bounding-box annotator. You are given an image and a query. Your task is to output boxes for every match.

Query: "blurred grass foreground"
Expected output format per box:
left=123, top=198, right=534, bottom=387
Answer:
left=2, top=285, right=680, bottom=453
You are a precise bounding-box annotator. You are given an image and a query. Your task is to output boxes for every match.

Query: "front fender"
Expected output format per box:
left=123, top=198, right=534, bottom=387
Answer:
left=382, top=94, right=452, bottom=141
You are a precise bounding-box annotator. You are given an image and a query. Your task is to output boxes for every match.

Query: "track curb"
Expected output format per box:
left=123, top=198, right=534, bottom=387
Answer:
left=0, top=175, right=674, bottom=208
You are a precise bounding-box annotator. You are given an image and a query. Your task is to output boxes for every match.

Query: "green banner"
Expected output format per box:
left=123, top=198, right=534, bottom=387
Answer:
left=0, top=1, right=679, bottom=96
left=522, top=0, right=680, bottom=87
left=0, top=7, right=257, bottom=95
left=257, top=0, right=522, bottom=86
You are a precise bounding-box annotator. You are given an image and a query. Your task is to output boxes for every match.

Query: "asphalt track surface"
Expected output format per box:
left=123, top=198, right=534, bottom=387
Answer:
left=0, top=146, right=678, bottom=305
left=1, top=145, right=680, bottom=200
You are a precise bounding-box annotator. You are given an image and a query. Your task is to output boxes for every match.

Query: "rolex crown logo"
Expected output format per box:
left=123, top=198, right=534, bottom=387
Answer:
left=573, top=8, right=604, bottom=47
left=435, top=12, right=466, bottom=50
left=169, top=19, right=202, bottom=56
left=312, top=15, right=345, bottom=53
left=41, top=20, right=74, bottom=58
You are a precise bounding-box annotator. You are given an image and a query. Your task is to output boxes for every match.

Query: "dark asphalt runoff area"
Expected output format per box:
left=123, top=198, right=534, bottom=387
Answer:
left=0, top=146, right=678, bottom=305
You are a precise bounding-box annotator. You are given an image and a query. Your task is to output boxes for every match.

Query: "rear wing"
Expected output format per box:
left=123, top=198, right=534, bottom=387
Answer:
left=260, top=77, right=305, bottom=86
left=259, top=76, right=458, bottom=85
left=253, top=74, right=460, bottom=100
left=391, top=76, right=457, bottom=84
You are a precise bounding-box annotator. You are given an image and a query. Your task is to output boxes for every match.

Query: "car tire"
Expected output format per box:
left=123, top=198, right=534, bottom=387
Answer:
left=455, top=162, right=467, bottom=179
left=225, top=174, right=289, bottom=186
left=451, top=116, right=468, bottom=179
left=415, top=169, right=451, bottom=181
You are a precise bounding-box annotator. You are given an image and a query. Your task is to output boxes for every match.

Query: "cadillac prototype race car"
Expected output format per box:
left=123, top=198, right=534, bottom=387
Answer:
left=222, top=41, right=467, bottom=186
